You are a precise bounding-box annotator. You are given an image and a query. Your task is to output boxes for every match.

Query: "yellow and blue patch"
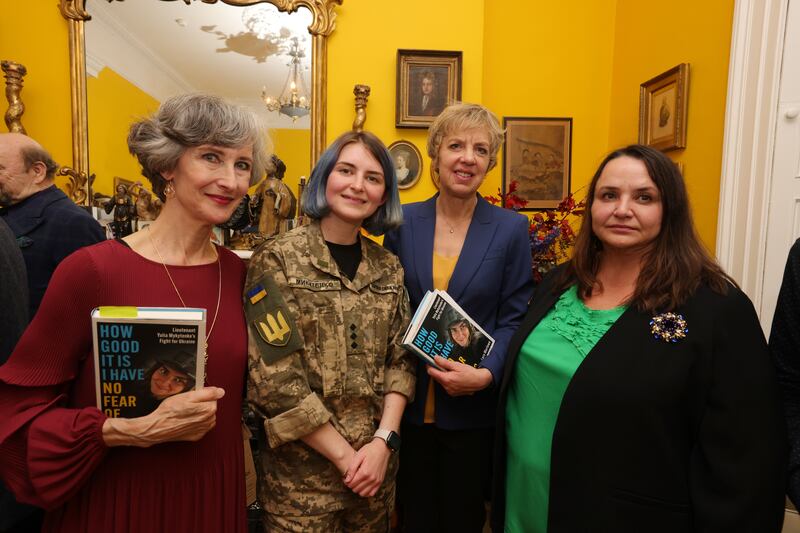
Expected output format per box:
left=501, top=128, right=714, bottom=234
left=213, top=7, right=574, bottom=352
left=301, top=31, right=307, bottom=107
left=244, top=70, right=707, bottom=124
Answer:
left=247, top=284, right=267, bottom=305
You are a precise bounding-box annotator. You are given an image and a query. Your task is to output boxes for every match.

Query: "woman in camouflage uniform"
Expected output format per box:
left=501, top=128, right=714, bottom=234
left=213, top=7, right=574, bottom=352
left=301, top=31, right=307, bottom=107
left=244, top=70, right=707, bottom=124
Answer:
left=246, top=131, right=415, bottom=532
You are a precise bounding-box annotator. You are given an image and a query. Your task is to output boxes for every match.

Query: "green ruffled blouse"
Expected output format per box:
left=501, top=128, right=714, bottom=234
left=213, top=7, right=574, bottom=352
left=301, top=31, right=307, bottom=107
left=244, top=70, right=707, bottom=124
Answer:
left=504, top=285, right=626, bottom=533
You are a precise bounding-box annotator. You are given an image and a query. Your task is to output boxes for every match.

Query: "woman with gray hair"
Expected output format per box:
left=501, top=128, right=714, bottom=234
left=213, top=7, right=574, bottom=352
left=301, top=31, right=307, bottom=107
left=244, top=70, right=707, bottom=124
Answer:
left=384, top=103, right=534, bottom=532
left=0, top=93, right=266, bottom=532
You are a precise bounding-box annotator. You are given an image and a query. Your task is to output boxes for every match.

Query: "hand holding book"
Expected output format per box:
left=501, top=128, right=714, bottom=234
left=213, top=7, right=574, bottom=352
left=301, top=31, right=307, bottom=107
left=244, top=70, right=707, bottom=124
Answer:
left=102, top=386, right=224, bottom=447
left=401, top=290, right=495, bottom=372
left=427, top=356, right=493, bottom=396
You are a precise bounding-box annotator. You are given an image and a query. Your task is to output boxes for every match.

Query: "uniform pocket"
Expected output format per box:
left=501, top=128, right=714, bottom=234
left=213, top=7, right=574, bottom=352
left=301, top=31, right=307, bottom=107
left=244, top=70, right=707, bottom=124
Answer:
left=371, top=318, right=388, bottom=392
left=315, top=307, right=343, bottom=397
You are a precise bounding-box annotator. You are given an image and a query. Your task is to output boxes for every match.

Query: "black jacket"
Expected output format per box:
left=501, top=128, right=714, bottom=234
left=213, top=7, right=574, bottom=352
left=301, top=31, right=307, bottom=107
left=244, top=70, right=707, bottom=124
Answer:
left=492, top=268, right=787, bottom=532
left=770, top=238, right=800, bottom=507
left=1, top=186, right=105, bottom=318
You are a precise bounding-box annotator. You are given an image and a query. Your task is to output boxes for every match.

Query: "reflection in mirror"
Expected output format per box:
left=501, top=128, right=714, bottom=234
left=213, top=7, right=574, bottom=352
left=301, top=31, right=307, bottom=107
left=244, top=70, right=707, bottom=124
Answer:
left=84, top=0, right=312, bottom=208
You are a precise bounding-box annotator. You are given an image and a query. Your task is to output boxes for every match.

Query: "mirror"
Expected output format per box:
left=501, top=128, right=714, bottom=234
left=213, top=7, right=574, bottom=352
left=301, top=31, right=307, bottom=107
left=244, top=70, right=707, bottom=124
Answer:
left=58, top=0, right=343, bottom=205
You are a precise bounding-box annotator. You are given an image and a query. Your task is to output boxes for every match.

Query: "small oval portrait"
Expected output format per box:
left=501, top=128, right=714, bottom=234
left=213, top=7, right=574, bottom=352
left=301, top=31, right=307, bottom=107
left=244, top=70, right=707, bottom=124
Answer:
left=388, top=140, right=423, bottom=190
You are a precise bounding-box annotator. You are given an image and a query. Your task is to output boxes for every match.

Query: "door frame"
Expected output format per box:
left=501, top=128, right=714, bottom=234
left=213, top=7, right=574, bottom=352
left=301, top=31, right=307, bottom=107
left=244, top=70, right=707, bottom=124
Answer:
left=716, top=0, right=790, bottom=319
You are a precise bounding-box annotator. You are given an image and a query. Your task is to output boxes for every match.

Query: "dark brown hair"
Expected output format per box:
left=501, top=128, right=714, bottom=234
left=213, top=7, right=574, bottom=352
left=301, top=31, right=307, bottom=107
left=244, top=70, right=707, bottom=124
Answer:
left=561, top=144, right=735, bottom=312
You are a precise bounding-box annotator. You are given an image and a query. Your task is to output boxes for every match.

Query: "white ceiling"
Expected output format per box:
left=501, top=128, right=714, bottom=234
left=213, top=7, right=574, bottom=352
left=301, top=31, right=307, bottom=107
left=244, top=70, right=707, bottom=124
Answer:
left=85, top=0, right=313, bottom=130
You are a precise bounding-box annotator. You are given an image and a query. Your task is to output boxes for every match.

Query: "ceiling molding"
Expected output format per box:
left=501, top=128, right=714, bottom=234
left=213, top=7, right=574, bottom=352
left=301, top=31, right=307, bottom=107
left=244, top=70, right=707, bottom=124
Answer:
left=85, top=52, right=105, bottom=78
left=86, top=0, right=194, bottom=100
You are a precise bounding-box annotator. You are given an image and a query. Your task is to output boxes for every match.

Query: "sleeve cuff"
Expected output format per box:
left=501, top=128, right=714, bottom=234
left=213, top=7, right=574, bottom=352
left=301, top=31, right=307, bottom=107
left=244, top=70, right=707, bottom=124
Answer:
left=384, top=369, right=415, bottom=402
left=479, top=356, right=502, bottom=387
left=265, top=393, right=332, bottom=448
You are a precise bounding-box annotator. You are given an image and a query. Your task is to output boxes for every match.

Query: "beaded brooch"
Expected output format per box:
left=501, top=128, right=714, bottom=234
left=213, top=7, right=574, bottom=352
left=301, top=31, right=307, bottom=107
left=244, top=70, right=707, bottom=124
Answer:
left=649, top=312, right=688, bottom=343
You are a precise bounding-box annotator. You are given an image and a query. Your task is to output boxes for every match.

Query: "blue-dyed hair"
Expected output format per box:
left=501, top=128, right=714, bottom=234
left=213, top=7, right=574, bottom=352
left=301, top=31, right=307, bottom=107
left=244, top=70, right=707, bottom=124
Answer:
left=302, top=130, right=403, bottom=235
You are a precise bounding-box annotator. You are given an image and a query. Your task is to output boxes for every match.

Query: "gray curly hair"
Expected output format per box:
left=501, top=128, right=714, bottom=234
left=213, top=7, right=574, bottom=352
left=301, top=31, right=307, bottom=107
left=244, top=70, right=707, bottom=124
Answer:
left=127, top=93, right=269, bottom=201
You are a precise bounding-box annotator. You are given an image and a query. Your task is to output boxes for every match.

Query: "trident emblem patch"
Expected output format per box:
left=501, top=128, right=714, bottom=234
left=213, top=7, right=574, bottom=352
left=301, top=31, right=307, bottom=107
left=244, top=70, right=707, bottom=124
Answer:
left=255, top=310, right=292, bottom=346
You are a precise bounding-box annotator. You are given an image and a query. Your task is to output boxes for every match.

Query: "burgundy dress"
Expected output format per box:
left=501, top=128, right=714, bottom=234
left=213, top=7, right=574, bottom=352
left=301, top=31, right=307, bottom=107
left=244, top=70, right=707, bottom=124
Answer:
left=0, top=240, right=248, bottom=533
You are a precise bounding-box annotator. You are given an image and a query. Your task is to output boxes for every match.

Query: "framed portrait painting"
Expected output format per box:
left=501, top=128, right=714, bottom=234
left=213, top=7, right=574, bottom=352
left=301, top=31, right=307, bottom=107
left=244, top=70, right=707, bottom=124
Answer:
left=638, top=63, right=689, bottom=152
left=502, top=117, right=572, bottom=210
left=396, top=49, right=462, bottom=129
left=388, top=140, right=423, bottom=189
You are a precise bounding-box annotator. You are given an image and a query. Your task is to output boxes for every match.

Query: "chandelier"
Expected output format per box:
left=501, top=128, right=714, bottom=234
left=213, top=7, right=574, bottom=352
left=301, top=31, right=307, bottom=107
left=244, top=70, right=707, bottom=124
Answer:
left=261, top=38, right=311, bottom=122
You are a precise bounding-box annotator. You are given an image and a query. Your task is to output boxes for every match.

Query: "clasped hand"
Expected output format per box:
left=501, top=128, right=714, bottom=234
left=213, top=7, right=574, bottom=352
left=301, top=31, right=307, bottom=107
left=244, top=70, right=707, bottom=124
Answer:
left=427, top=356, right=493, bottom=396
left=341, top=439, right=391, bottom=498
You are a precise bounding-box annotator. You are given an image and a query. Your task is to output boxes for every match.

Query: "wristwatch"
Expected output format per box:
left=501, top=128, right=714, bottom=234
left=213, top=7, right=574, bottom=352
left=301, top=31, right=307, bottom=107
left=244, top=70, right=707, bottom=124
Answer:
left=373, top=428, right=401, bottom=452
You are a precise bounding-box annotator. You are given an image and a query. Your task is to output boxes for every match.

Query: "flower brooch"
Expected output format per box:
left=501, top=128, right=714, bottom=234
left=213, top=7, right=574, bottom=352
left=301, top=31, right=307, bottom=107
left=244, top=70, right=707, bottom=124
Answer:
left=649, top=312, right=688, bottom=343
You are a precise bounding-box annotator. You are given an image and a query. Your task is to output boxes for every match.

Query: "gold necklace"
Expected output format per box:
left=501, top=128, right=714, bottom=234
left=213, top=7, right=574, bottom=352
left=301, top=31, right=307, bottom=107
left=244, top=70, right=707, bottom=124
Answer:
left=146, top=227, right=222, bottom=372
left=436, top=199, right=473, bottom=234
left=439, top=213, right=469, bottom=234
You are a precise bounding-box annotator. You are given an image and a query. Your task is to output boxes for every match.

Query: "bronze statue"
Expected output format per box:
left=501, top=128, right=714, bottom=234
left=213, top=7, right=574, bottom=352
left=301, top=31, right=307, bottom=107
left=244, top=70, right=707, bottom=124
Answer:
left=129, top=181, right=162, bottom=221
left=104, top=184, right=135, bottom=238
left=256, top=155, right=297, bottom=238
left=223, top=155, right=298, bottom=250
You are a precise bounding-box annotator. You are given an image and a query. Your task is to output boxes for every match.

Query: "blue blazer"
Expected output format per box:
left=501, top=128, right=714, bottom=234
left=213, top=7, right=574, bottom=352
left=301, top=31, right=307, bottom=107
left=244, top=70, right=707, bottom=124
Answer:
left=384, top=195, right=534, bottom=429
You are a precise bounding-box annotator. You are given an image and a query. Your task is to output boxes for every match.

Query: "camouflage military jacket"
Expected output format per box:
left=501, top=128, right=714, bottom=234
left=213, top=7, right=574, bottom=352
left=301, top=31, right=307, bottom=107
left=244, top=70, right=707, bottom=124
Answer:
left=245, top=221, right=414, bottom=514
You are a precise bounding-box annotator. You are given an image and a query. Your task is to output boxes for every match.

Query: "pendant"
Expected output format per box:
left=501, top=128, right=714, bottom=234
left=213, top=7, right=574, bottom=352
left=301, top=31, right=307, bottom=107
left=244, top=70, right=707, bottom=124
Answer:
left=203, top=342, right=209, bottom=385
left=649, top=312, right=688, bottom=343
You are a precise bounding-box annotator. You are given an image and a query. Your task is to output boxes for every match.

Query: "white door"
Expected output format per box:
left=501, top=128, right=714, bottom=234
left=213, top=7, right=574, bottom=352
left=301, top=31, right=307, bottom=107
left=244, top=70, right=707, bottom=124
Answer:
left=760, top=0, right=800, bottom=332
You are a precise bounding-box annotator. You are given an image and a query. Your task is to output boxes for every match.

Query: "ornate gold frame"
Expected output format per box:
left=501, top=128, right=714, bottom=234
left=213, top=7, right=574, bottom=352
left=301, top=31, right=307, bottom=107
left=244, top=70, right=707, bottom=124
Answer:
left=58, top=0, right=342, bottom=205
left=638, top=63, right=689, bottom=152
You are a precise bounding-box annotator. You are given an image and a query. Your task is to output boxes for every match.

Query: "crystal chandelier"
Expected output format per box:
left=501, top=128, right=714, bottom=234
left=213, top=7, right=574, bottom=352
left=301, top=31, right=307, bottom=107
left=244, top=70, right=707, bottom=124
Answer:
left=261, top=38, right=311, bottom=122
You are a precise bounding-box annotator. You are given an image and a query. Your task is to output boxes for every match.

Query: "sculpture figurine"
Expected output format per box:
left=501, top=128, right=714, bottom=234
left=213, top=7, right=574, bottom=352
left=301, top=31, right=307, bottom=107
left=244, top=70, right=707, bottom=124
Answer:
left=256, top=155, right=297, bottom=238
left=104, top=184, right=135, bottom=238
left=129, top=181, right=163, bottom=221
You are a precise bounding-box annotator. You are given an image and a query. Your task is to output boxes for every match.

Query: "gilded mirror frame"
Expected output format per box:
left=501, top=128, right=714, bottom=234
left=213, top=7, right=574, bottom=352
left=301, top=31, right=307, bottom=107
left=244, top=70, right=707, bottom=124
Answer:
left=59, top=0, right=342, bottom=205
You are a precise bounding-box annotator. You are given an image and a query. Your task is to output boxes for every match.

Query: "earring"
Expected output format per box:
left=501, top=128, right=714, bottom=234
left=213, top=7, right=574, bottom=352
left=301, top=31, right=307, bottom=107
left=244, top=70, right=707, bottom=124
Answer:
left=164, top=182, right=175, bottom=197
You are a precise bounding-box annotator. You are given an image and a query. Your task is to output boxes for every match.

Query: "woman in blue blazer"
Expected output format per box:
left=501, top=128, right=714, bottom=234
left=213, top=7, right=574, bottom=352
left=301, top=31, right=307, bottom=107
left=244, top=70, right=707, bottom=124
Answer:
left=384, top=103, right=534, bottom=533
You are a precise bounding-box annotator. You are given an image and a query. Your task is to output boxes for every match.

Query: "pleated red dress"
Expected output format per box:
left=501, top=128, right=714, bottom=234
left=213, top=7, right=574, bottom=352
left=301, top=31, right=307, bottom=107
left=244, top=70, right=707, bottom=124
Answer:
left=0, top=240, right=248, bottom=533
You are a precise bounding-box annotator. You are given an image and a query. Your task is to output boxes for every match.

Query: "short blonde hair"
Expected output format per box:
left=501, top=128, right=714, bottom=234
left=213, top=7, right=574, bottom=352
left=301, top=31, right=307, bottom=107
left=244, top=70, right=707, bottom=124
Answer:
left=426, top=103, right=504, bottom=183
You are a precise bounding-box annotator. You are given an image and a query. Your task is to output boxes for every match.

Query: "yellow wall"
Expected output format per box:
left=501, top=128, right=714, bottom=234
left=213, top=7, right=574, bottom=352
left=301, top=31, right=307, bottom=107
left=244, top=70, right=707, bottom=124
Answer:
left=1, top=1, right=735, bottom=250
left=326, top=0, right=485, bottom=205
left=268, top=128, right=311, bottom=198
left=0, top=2, right=73, bottom=190
left=87, top=68, right=160, bottom=196
left=607, top=0, right=735, bottom=249
left=482, top=0, right=617, bottom=200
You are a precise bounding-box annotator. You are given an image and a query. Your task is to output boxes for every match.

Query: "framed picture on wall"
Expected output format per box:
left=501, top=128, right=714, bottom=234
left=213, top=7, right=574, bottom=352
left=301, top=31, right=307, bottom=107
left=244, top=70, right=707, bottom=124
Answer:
left=396, top=49, right=462, bottom=128
left=502, top=117, right=572, bottom=210
left=388, top=140, right=423, bottom=190
left=638, top=63, right=690, bottom=152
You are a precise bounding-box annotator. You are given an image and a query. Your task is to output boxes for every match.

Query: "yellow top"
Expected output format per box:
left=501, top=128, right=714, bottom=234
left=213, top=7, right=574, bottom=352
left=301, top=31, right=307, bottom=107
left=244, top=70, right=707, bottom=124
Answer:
left=424, top=252, right=460, bottom=423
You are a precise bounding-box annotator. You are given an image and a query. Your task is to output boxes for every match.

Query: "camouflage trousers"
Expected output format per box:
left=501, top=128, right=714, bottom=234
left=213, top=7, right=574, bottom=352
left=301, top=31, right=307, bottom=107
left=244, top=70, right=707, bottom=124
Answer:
left=263, top=481, right=394, bottom=533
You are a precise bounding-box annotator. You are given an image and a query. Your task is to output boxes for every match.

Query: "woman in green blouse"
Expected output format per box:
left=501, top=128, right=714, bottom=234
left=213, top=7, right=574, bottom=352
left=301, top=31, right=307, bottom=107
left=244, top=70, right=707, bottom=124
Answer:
left=491, top=145, right=786, bottom=532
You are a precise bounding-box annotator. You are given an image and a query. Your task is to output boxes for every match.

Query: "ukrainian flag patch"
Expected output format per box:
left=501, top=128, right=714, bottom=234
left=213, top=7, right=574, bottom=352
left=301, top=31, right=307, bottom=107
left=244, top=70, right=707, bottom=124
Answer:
left=247, top=284, right=267, bottom=305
